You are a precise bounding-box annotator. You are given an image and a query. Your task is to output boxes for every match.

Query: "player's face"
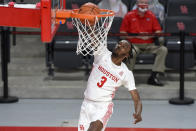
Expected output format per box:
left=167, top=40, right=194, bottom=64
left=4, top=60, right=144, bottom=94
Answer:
left=114, top=41, right=131, bottom=58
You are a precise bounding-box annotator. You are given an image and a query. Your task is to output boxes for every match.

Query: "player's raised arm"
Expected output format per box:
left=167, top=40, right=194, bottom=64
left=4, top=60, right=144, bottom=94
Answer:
left=129, top=89, right=142, bottom=124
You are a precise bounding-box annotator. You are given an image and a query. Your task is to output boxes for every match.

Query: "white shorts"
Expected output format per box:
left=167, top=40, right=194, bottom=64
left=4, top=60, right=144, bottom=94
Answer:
left=78, top=99, right=114, bottom=131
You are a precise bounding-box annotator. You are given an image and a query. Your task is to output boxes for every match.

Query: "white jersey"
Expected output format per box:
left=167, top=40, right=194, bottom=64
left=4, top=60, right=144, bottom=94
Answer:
left=84, top=48, right=136, bottom=102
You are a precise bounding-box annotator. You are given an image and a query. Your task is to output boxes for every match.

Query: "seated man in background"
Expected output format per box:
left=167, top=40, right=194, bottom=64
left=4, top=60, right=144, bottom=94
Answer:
left=132, top=0, right=165, bottom=25
left=120, top=0, right=168, bottom=86
left=98, top=0, right=128, bottom=18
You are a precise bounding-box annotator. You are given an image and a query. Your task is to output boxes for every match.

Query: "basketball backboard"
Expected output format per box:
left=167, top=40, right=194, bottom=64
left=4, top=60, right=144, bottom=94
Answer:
left=41, top=0, right=66, bottom=43
left=0, top=0, right=66, bottom=43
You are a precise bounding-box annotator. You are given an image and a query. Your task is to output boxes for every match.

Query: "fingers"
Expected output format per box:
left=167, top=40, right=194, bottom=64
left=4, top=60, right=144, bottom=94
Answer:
left=133, top=113, right=142, bottom=124
left=134, top=118, right=142, bottom=124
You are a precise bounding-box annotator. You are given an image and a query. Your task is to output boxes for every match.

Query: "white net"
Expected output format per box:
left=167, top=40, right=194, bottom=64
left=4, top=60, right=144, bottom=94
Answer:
left=72, top=12, right=114, bottom=56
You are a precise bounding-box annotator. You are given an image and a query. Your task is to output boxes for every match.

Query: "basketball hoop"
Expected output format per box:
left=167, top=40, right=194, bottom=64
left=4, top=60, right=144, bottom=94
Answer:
left=71, top=9, right=115, bottom=56
left=56, top=9, right=115, bottom=56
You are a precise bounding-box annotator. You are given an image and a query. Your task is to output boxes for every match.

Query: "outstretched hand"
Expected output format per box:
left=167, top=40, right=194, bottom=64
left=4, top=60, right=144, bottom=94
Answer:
left=133, top=113, right=142, bottom=124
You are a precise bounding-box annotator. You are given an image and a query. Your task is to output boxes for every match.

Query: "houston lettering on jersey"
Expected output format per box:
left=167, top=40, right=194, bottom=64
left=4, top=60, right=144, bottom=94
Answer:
left=98, top=65, right=119, bottom=83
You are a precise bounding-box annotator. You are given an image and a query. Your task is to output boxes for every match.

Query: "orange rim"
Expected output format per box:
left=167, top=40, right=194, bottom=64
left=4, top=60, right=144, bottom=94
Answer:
left=56, top=9, right=115, bottom=20
left=71, top=9, right=115, bottom=19
left=56, top=9, right=72, bottom=19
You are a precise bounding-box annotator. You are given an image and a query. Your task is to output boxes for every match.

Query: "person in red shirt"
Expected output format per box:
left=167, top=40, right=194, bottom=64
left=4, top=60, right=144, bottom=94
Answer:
left=120, top=0, right=168, bottom=86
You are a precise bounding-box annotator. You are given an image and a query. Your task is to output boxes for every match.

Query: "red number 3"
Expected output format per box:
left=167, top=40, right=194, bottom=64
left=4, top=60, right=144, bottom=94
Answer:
left=97, top=76, right=107, bottom=88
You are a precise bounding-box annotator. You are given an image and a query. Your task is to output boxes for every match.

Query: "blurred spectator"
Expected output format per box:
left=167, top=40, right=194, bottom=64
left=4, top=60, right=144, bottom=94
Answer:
left=120, top=0, right=168, bottom=86
left=98, top=0, right=128, bottom=18
left=132, top=0, right=165, bottom=25
left=0, top=0, right=9, bottom=4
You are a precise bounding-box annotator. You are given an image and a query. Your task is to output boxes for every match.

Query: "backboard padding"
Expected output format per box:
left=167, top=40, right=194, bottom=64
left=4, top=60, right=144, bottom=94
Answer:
left=41, top=0, right=65, bottom=43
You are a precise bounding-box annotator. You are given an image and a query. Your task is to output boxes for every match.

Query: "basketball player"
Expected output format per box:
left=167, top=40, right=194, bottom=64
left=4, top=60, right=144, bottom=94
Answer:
left=78, top=40, right=142, bottom=131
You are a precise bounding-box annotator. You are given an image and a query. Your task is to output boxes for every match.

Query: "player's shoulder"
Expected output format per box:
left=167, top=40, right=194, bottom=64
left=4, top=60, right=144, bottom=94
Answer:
left=105, top=48, right=112, bottom=56
left=121, top=62, right=131, bottom=72
left=100, top=48, right=112, bottom=59
left=94, top=48, right=111, bottom=63
left=121, top=63, right=134, bottom=78
left=94, top=47, right=110, bottom=56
